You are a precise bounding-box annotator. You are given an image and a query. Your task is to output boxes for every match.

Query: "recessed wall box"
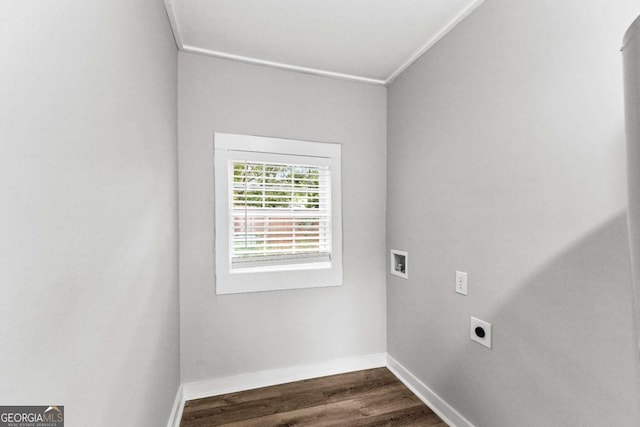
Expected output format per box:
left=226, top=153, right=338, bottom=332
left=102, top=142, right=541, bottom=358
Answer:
left=390, top=249, right=408, bottom=279
left=470, top=316, right=492, bottom=349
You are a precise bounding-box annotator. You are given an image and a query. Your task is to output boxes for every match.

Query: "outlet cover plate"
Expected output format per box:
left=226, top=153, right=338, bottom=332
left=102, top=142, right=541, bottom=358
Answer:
left=455, top=271, right=468, bottom=295
left=470, top=316, right=492, bottom=349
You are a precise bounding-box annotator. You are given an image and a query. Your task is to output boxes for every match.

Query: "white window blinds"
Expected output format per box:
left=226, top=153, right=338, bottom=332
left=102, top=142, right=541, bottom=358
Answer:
left=214, top=133, right=342, bottom=294
left=229, top=153, right=332, bottom=270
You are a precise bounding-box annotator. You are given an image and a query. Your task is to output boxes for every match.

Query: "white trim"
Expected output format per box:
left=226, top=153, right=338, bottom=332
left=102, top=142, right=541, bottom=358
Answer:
left=387, top=355, right=475, bottom=427
left=384, top=0, right=485, bottom=85
left=182, top=353, right=387, bottom=401
left=214, top=133, right=343, bottom=295
left=215, top=133, right=342, bottom=158
left=166, top=384, right=185, bottom=427
left=163, top=0, right=183, bottom=49
left=172, top=354, right=474, bottom=427
left=181, top=45, right=386, bottom=86
left=163, top=0, right=484, bottom=86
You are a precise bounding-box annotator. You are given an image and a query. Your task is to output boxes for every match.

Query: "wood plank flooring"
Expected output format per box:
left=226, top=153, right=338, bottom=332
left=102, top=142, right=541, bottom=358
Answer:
left=180, top=368, right=447, bottom=426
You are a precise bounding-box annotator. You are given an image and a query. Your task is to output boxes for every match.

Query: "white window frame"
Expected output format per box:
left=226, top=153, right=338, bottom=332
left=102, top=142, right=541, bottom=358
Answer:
left=214, top=133, right=343, bottom=295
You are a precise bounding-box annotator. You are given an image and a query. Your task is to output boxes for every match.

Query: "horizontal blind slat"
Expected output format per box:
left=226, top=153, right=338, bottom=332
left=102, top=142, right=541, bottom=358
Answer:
left=231, top=157, right=332, bottom=269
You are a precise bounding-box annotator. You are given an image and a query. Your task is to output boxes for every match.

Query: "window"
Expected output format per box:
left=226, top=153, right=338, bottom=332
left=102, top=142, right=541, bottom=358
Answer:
left=214, top=133, right=342, bottom=294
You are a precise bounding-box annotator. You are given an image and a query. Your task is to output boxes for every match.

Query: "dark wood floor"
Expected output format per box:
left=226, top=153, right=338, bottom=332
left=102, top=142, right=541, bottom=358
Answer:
left=180, top=368, right=447, bottom=426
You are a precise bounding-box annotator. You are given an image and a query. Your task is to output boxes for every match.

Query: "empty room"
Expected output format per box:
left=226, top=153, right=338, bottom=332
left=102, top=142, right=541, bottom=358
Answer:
left=3, top=0, right=640, bottom=426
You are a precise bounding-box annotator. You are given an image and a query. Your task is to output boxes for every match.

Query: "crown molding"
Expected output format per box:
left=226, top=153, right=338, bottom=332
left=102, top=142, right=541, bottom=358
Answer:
left=164, top=0, right=484, bottom=87
left=384, top=0, right=484, bottom=85
left=181, top=44, right=386, bottom=85
left=163, top=0, right=183, bottom=49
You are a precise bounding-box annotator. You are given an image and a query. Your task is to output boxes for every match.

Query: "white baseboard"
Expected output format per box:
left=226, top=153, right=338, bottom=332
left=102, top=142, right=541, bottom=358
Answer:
left=182, top=353, right=388, bottom=401
left=386, top=355, right=475, bottom=427
left=170, top=353, right=472, bottom=427
left=166, top=384, right=185, bottom=427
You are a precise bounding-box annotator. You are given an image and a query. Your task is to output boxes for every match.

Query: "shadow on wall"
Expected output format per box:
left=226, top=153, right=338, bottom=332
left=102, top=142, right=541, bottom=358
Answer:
left=437, top=212, right=640, bottom=426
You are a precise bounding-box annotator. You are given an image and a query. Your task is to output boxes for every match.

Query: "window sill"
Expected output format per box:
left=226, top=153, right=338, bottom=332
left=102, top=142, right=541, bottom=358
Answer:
left=230, top=262, right=332, bottom=275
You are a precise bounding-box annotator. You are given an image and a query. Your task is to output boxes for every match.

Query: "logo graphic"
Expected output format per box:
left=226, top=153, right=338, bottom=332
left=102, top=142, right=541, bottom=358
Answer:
left=0, top=405, right=64, bottom=427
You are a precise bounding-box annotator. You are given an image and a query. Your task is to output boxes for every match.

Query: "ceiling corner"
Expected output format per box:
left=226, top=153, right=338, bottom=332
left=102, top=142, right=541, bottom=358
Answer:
left=384, top=0, right=485, bottom=85
left=164, top=0, right=184, bottom=49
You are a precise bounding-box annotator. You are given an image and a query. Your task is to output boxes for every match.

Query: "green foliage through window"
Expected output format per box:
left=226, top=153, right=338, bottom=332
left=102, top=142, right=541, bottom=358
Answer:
left=231, top=160, right=331, bottom=259
left=232, top=162, right=322, bottom=209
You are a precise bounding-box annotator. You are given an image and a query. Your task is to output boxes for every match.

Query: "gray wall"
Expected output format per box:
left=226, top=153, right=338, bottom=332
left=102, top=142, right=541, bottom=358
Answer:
left=624, top=15, right=640, bottom=372
left=178, top=53, right=387, bottom=382
left=0, top=1, right=179, bottom=426
left=387, top=0, right=640, bottom=426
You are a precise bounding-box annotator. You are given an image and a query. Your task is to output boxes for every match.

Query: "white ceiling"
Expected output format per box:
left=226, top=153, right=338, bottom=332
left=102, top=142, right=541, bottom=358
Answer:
left=164, top=0, right=484, bottom=85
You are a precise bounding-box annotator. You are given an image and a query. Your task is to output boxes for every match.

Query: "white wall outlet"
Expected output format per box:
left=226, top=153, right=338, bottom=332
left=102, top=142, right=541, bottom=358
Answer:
left=390, top=249, right=408, bottom=279
left=470, top=317, right=492, bottom=349
left=455, top=271, right=468, bottom=295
